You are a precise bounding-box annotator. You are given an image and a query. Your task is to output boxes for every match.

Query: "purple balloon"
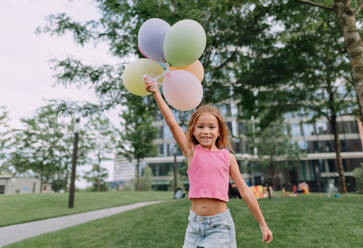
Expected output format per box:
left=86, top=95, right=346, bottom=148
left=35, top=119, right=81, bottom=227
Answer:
left=138, top=18, right=170, bottom=62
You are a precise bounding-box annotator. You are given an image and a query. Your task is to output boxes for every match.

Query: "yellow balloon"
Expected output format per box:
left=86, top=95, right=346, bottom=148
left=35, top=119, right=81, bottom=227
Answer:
left=122, top=58, right=164, bottom=96
left=170, top=60, right=204, bottom=82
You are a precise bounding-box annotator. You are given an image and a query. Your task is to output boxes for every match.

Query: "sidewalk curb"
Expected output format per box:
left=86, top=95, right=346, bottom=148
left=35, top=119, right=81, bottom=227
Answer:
left=0, top=201, right=162, bottom=247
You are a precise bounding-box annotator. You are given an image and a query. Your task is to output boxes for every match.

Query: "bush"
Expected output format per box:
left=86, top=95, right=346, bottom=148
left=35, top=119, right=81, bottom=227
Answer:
left=353, top=164, right=363, bottom=194
left=51, top=179, right=66, bottom=193
left=122, top=184, right=135, bottom=191
left=140, top=165, right=153, bottom=191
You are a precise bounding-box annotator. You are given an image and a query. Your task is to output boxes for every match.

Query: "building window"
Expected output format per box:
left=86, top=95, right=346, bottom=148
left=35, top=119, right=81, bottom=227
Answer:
left=155, top=111, right=163, bottom=121
left=167, top=144, right=171, bottom=156
left=234, top=139, right=241, bottom=153
left=323, top=141, right=335, bottom=152
left=219, top=104, right=232, bottom=117
left=0, top=185, right=5, bottom=194
left=284, top=112, right=294, bottom=120
left=343, top=158, right=362, bottom=171
left=225, top=104, right=232, bottom=117
left=238, top=122, right=248, bottom=136
left=149, top=163, right=171, bottom=176
left=340, top=139, right=362, bottom=152
left=308, top=141, right=319, bottom=153
left=336, top=122, right=346, bottom=134
left=176, top=147, right=182, bottom=156
left=156, top=126, right=163, bottom=139
left=164, top=126, right=173, bottom=140
left=290, top=123, right=302, bottom=137
left=158, top=144, right=164, bottom=156
left=227, top=121, right=233, bottom=134
left=340, top=121, right=359, bottom=134
left=302, top=123, right=315, bottom=136
left=297, top=141, right=308, bottom=151
left=316, top=121, right=329, bottom=135
left=328, top=160, right=335, bottom=172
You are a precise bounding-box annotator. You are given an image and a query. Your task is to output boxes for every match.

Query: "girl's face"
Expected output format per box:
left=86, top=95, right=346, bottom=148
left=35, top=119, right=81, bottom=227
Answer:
left=193, top=113, right=220, bottom=150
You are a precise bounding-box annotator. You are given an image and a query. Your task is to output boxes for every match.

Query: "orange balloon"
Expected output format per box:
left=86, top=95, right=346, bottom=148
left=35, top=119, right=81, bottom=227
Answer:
left=170, top=60, right=204, bottom=82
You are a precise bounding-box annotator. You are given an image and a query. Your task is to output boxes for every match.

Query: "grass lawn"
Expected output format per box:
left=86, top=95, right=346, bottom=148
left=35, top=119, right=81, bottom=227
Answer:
left=0, top=191, right=172, bottom=227
left=5, top=193, right=363, bottom=248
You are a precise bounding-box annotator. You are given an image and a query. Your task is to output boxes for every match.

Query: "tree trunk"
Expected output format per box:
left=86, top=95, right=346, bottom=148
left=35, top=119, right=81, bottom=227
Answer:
left=334, top=0, right=363, bottom=123
left=173, top=152, right=177, bottom=193
left=136, top=159, right=140, bottom=191
left=315, top=162, right=322, bottom=192
left=97, top=156, right=102, bottom=192
left=284, top=167, right=291, bottom=190
left=270, top=162, right=277, bottom=190
left=40, top=164, right=43, bottom=194
left=64, top=164, right=69, bottom=192
left=330, top=115, right=348, bottom=193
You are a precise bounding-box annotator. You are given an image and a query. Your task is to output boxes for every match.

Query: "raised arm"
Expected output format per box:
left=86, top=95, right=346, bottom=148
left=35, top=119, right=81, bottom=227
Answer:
left=229, top=153, right=273, bottom=243
left=144, top=77, right=193, bottom=159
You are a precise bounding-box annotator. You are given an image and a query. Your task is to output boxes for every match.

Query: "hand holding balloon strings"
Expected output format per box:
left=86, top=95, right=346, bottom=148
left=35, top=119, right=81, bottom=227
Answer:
left=144, top=75, right=158, bottom=94
left=144, top=66, right=170, bottom=93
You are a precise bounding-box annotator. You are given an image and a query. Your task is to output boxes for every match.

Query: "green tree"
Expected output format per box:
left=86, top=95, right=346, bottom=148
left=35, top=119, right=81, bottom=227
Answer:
left=229, top=2, right=356, bottom=193
left=298, top=0, right=363, bottom=122
left=83, top=116, right=115, bottom=191
left=36, top=1, right=360, bottom=194
left=36, top=1, right=287, bottom=192
left=117, top=94, right=158, bottom=191
left=246, top=120, right=304, bottom=190
left=83, top=164, right=109, bottom=191
left=274, top=5, right=356, bottom=193
left=36, top=0, right=282, bottom=112
left=37, top=1, right=359, bottom=129
left=8, top=106, right=90, bottom=192
left=0, top=106, right=12, bottom=174
left=353, top=163, right=363, bottom=193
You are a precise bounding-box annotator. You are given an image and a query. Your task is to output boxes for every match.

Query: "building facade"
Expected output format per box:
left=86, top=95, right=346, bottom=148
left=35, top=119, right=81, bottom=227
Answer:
left=114, top=102, right=363, bottom=192
left=0, top=174, right=52, bottom=194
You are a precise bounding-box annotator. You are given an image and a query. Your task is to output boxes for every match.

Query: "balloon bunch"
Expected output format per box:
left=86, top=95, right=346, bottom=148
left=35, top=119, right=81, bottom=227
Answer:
left=122, top=18, right=206, bottom=111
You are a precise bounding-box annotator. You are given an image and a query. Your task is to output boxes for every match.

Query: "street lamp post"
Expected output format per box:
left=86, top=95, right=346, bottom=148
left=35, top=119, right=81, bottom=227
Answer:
left=68, top=118, right=80, bottom=209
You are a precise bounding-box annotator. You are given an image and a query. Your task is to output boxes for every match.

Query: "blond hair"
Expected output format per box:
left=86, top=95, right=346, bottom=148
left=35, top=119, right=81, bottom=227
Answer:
left=186, top=105, right=233, bottom=151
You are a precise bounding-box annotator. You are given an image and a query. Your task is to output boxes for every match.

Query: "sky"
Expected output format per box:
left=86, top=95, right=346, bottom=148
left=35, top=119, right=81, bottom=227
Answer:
left=0, top=0, right=121, bottom=188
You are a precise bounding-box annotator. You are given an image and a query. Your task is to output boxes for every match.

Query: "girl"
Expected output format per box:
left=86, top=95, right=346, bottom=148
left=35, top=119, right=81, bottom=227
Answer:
left=144, top=77, right=273, bottom=247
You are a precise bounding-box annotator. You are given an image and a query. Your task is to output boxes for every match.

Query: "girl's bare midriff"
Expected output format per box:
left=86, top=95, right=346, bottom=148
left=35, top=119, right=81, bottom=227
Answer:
left=191, top=198, right=228, bottom=216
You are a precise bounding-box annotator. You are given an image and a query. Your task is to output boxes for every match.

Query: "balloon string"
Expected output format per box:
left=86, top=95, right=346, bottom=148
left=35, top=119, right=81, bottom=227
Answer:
left=153, top=66, right=169, bottom=82
left=144, top=63, right=170, bottom=87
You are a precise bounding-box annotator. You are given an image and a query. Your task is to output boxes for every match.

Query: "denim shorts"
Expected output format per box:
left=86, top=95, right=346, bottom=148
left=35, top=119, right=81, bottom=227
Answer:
left=183, top=209, right=237, bottom=248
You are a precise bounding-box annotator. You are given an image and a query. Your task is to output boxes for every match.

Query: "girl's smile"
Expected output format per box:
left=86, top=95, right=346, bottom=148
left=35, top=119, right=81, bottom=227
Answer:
left=193, top=113, right=220, bottom=150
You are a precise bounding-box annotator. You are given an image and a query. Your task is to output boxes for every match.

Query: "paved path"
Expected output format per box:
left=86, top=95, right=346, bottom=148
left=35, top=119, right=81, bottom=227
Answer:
left=0, top=201, right=161, bottom=247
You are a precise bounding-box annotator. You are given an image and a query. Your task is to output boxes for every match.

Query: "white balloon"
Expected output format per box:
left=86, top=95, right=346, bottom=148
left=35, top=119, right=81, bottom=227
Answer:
left=162, top=70, right=203, bottom=111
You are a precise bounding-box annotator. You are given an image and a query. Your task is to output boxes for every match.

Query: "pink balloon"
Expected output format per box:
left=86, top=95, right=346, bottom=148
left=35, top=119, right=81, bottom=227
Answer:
left=162, top=70, right=203, bottom=111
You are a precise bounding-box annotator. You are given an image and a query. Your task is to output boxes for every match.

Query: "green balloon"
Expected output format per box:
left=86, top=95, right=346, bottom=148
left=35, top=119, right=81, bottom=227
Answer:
left=122, top=58, right=164, bottom=96
left=164, top=20, right=206, bottom=67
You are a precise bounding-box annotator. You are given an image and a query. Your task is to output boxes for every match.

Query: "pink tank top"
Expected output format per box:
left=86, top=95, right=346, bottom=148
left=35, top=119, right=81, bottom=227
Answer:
left=187, top=144, right=230, bottom=202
